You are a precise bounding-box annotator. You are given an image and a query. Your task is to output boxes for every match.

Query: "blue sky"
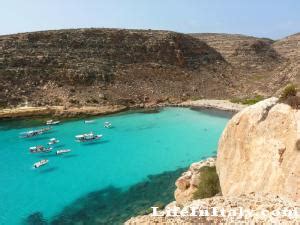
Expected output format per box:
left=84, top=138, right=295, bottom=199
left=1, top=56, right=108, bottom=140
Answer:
left=0, top=0, right=299, bottom=39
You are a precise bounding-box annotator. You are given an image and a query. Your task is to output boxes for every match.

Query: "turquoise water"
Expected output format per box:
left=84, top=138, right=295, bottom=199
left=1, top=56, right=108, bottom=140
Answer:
left=0, top=107, right=230, bottom=225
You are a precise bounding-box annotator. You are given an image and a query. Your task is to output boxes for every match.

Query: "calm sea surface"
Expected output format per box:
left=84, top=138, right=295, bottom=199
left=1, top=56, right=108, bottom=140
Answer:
left=0, top=107, right=231, bottom=225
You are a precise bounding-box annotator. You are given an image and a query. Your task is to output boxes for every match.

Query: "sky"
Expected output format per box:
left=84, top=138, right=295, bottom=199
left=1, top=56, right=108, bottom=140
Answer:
left=0, top=0, right=299, bottom=39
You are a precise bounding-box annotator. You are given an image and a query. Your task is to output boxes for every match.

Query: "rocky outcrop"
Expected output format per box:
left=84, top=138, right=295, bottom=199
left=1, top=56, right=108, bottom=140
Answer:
left=126, top=99, right=300, bottom=224
left=174, top=158, right=216, bottom=205
left=126, top=193, right=299, bottom=224
left=217, top=97, right=300, bottom=201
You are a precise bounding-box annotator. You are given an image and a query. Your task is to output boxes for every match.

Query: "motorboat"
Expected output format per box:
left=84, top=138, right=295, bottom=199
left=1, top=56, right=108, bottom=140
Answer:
left=33, top=159, right=49, bottom=168
left=20, top=127, right=52, bottom=138
left=104, top=122, right=112, bottom=128
left=56, top=149, right=71, bottom=155
left=29, top=146, right=53, bottom=153
left=75, top=132, right=103, bottom=142
left=48, top=138, right=60, bottom=145
left=84, top=120, right=95, bottom=124
left=20, top=130, right=42, bottom=138
left=46, top=120, right=60, bottom=125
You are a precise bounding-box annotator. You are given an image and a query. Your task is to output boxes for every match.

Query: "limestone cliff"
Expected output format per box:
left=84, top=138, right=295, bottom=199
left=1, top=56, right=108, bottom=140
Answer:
left=217, top=97, right=300, bottom=201
left=126, top=99, right=300, bottom=224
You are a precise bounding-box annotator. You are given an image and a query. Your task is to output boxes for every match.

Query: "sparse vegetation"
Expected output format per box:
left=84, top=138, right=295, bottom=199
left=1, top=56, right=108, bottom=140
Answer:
left=279, top=84, right=300, bottom=108
left=280, top=84, right=297, bottom=100
left=230, top=95, right=264, bottom=105
left=193, top=166, right=221, bottom=200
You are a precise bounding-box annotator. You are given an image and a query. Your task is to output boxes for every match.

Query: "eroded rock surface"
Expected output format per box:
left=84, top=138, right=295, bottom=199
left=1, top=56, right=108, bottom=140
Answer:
left=217, top=97, right=300, bottom=201
left=126, top=193, right=299, bottom=224
left=174, top=157, right=216, bottom=205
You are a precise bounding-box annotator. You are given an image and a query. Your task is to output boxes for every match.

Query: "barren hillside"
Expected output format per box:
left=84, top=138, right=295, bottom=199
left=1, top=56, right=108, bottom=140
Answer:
left=0, top=29, right=299, bottom=108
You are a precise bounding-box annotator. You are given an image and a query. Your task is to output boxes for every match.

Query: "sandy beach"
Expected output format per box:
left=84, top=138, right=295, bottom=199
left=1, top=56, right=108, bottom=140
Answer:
left=177, top=99, right=246, bottom=112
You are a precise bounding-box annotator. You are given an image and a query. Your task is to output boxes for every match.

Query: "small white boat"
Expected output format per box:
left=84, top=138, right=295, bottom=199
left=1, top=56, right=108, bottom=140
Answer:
left=20, top=127, right=52, bottom=138
left=84, top=120, right=95, bottom=124
left=104, top=122, right=112, bottom=128
left=46, top=120, right=60, bottom=125
left=56, top=149, right=71, bottom=155
left=29, top=146, right=52, bottom=153
left=33, top=159, right=49, bottom=168
left=75, top=132, right=103, bottom=142
left=48, top=138, right=60, bottom=145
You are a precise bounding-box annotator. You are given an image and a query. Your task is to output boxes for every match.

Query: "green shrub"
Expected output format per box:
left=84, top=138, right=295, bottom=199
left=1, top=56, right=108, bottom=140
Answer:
left=193, top=166, right=221, bottom=200
left=279, top=84, right=300, bottom=108
left=230, top=95, right=264, bottom=105
left=280, top=84, right=297, bottom=100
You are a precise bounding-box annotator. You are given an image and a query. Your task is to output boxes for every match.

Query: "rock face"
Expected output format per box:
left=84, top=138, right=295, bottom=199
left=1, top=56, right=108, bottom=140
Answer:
left=0, top=28, right=230, bottom=108
left=174, top=158, right=216, bottom=205
left=191, top=33, right=300, bottom=96
left=217, top=97, right=300, bottom=201
left=126, top=193, right=299, bottom=224
left=1, top=29, right=300, bottom=109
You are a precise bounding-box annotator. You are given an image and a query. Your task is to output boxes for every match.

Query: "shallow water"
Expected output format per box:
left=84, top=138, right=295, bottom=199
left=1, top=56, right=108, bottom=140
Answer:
left=0, top=107, right=230, bottom=225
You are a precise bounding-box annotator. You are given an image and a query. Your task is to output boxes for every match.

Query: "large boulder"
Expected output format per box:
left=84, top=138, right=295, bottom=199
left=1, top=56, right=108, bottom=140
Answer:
left=217, top=97, right=300, bottom=201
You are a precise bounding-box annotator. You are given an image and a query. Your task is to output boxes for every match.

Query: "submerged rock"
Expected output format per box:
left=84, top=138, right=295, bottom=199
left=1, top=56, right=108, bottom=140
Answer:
left=217, top=97, right=300, bottom=201
left=23, top=212, right=47, bottom=225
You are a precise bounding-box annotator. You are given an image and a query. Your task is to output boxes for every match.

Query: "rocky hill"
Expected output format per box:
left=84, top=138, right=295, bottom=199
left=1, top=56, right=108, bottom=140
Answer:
left=0, top=29, right=299, bottom=108
left=0, top=28, right=230, bottom=108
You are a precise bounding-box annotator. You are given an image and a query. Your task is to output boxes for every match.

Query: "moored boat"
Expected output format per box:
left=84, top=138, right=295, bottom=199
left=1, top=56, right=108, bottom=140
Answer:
left=20, top=127, right=52, bottom=138
left=46, top=120, right=60, bottom=125
left=20, top=130, right=42, bottom=138
left=75, top=132, right=103, bottom=142
left=48, top=138, right=60, bottom=145
left=104, top=121, right=112, bottom=128
left=33, top=159, right=49, bottom=168
left=56, top=149, right=71, bottom=155
left=29, top=146, right=53, bottom=153
left=84, top=120, right=95, bottom=124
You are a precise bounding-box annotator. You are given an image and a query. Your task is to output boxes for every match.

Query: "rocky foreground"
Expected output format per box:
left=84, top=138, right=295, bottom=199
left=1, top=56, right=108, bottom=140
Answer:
left=126, top=98, right=300, bottom=224
left=1, top=29, right=300, bottom=110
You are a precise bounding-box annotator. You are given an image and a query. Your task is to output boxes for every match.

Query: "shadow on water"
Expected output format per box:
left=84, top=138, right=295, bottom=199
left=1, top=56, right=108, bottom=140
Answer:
left=190, top=107, right=235, bottom=118
left=137, top=108, right=161, bottom=114
left=37, top=154, right=58, bottom=158
left=24, top=167, right=186, bottom=225
left=80, top=140, right=110, bottom=145
left=60, top=154, right=79, bottom=159
left=24, top=136, right=50, bottom=141
left=54, top=144, right=66, bottom=148
left=38, top=167, right=58, bottom=174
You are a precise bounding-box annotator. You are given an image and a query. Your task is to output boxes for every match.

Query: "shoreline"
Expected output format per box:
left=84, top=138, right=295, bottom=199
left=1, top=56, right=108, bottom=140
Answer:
left=176, top=99, right=246, bottom=112
left=0, top=100, right=245, bottom=120
left=0, top=105, right=128, bottom=120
